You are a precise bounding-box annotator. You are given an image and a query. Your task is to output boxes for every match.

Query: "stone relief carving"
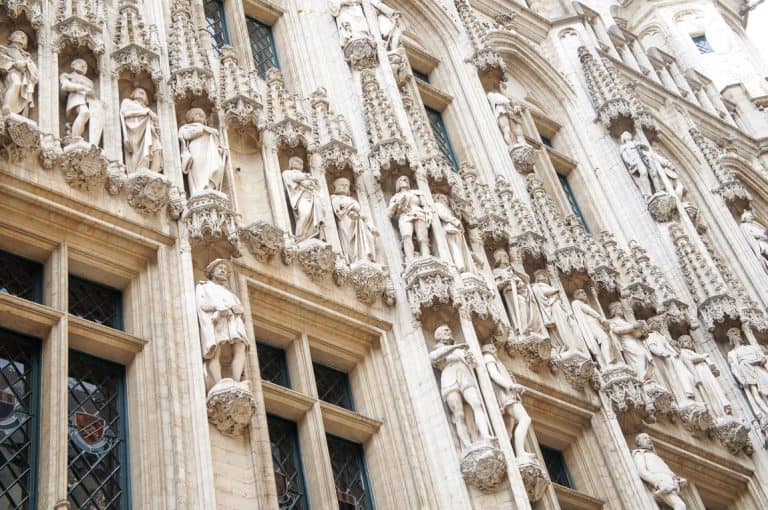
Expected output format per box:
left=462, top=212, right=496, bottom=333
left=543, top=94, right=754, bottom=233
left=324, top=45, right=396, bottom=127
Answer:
left=331, top=177, right=378, bottom=264
left=387, top=176, right=432, bottom=262
left=179, top=108, right=227, bottom=198
left=120, top=87, right=163, bottom=174
left=632, top=434, right=687, bottom=510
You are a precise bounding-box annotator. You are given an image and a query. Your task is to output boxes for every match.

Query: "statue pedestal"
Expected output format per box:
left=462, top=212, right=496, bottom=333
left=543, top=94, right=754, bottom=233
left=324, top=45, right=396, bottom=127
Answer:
left=206, top=378, right=256, bottom=438
left=283, top=237, right=336, bottom=280
left=347, top=260, right=391, bottom=305
left=552, top=349, right=596, bottom=391
left=459, top=441, right=507, bottom=493
left=643, top=381, right=675, bottom=423
left=240, top=220, right=286, bottom=261
left=712, top=416, right=753, bottom=455
left=506, top=333, right=552, bottom=370
left=647, top=192, right=678, bottom=223
left=342, top=37, right=378, bottom=70
left=509, top=142, right=535, bottom=174
left=678, top=401, right=714, bottom=435
left=601, top=364, right=645, bottom=415
left=126, top=169, right=172, bottom=215
left=183, top=190, right=241, bottom=257
left=61, top=140, right=108, bottom=191
left=518, top=455, right=550, bottom=502
left=3, top=113, right=39, bottom=149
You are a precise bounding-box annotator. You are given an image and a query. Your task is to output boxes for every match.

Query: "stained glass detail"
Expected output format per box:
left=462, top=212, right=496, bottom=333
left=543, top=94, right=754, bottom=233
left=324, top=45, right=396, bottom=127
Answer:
left=540, top=445, right=574, bottom=489
left=204, top=0, right=230, bottom=56
left=0, top=251, right=42, bottom=303
left=327, top=435, right=374, bottom=510
left=268, top=415, right=308, bottom=510
left=68, top=276, right=123, bottom=331
left=557, top=173, right=590, bottom=233
left=313, top=364, right=353, bottom=410
left=692, top=35, right=713, bottom=54
left=68, top=351, right=128, bottom=510
left=257, top=343, right=290, bottom=387
left=425, top=107, right=459, bottom=171
left=0, top=329, right=39, bottom=510
left=247, top=16, right=280, bottom=79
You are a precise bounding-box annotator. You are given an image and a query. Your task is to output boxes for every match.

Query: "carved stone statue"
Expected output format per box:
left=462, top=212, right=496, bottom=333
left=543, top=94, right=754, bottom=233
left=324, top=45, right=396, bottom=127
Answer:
left=645, top=319, right=696, bottom=403
left=179, top=108, right=227, bottom=197
left=429, top=325, right=490, bottom=449
left=619, top=131, right=681, bottom=199
left=331, top=177, right=377, bottom=263
left=433, top=194, right=474, bottom=273
left=531, top=269, right=586, bottom=357
left=608, top=302, right=652, bottom=381
left=482, top=343, right=533, bottom=460
left=739, top=210, right=768, bottom=271
left=282, top=157, right=326, bottom=243
left=329, top=0, right=370, bottom=46
left=727, top=328, right=768, bottom=423
left=0, top=30, right=38, bottom=118
left=678, top=335, right=732, bottom=418
left=196, top=259, right=249, bottom=385
left=371, top=1, right=404, bottom=51
left=60, top=59, right=103, bottom=146
left=493, top=250, right=545, bottom=340
left=120, top=87, right=163, bottom=174
left=632, top=433, right=687, bottom=510
left=487, top=91, right=525, bottom=147
left=386, top=176, right=432, bottom=261
left=571, top=289, right=616, bottom=366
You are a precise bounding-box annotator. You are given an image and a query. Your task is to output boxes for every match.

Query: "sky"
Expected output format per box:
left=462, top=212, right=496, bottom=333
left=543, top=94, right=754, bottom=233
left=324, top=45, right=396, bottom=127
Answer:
left=747, top=4, right=768, bottom=61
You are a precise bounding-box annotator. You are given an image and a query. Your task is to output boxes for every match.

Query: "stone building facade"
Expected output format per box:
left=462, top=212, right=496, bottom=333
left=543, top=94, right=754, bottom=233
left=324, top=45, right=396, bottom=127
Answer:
left=0, top=0, right=767, bottom=509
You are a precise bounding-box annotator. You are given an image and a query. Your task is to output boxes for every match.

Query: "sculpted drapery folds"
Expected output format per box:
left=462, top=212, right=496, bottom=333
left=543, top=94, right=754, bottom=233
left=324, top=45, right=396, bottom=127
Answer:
left=678, top=335, right=732, bottom=418
left=196, top=259, right=249, bottom=385
left=619, top=131, right=682, bottom=200
left=433, top=193, right=475, bottom=273
left=727, top=328, right=768, bottom=424
left=633, top=433, right=688, bottom=510
left=120, top=87, right=163, bottom=174
left=179, top=107, right=227, bottom=197
left=493, top=250, right=545, bottom=339
left=331, top=176, right=378, bottom=263
left=571, top=289, right=616, bottom=366
left=0, top=30, right=38, bottom=118
left=429, top=325, right=491, bottom=450
left=531, top=269, right=587, bottom=357
left=645, top=319, right=697, bottom=403
left=386, top=175, right=432, bottom=262
left=60, top=59, right=104, bottom=145
left=608, top=302, right=652, bottom=381
left=328, top=0, right=404, bottom=50
left=486, top=90, right=525, bottom=147
left=740, top=210, right=768, bottom=271
left=282, top=157, right=326, bottom=243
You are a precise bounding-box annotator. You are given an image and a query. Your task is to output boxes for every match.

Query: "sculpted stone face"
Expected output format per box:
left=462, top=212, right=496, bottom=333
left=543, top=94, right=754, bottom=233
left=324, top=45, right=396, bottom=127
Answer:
left=396, top=175, right=410, bottom=192
left=9, top=30, right=27, bottom=49
left=186, top=107, right=207, bottom=124
left=71, top=58, right=87, bottom=75
left=288, top=156, right=304, bottom=172
left=635, top=433, right=653, bottom=450
left=132, top=87, right=149, bottom=106
left=574, top=289, right=587, bottom=302
left=494, top=249, right=509, bottom=268
left=333, top=177, right=350, bottom=196
left=434, top=325, right=454, bottom=344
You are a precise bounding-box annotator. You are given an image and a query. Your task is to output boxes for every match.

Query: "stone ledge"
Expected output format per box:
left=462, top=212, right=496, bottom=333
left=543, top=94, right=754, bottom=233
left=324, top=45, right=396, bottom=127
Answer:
left=68, top=315, right=147, bottom=364
left=261, top=381, right=315, bottom=422
left=320, top=401, right=382, bottom=443
left=0, top=293, right=63, bottom=338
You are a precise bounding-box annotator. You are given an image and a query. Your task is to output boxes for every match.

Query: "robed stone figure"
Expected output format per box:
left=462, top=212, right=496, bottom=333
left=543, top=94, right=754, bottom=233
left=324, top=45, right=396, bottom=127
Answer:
left=0, top=31, right=38, bottom=117
left=331, top=177, right=377, bottom=263
left=179, top=107, right=227, bottom=197
left=282, top=157, right=326, bottom=243
left=120, top=87, right=163, bottom=173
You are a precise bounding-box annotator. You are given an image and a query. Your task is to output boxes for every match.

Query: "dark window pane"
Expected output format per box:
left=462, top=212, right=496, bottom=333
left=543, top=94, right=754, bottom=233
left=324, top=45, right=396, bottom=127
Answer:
left=692, top=35, right=713, bottom=54
left=68, top=276, right=123, bottom=330
left=0, top=251, right=42, bottom=303
left=412, top=68, right=430, bottom=83
left=258, top=343, right=290, bottom=387
left=557, top=173, right=590, bottom=233
left=268, top=415, right=308, bottom=510
left=313, top=364, right=353, bottom=410
left=204, top=0, right=230, bottom=56
left=541, top=445, right=574, bottom=489
left=247, top=16, right=280, bottom=79
left=425, top=107, right=459, bottom=171
left=67, top=351, right=128, bottom=510
left=540, top=135, right=553, bottom=148
left=327, top=435, right=374, bottom=510
left=0, top=329, right=40, bottom=510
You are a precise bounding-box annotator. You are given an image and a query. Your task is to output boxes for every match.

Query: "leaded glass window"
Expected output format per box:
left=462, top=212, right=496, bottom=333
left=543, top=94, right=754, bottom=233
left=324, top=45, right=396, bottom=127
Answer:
left=313, top=363, right=353, bottom=410
left=258, top=343, right=290, bottom=387
left=692, top=34, right=713, bottom=54
left=68, top=276, right=123, bottom=330
left=67, top=351, right=129, bottom=510
left=425, top=107, right=459, bottom=171
left=540, top=135, right=553, bottom=148
left=412, top=68, right=430, bottom=83
left=0, top=250, right=42, bottom=303
left=557, top=173, right=590, bottom=234
left=327, top=435, right=374, bottom=510
left=0, top=329, right=40, bottom=510
left=540, top=445, right=574, bottom=489
left=268, top=415, right=308, bottom=510
left=204, top=0, right=230, bottom=56
left=247, top=16, right=280, bottom=79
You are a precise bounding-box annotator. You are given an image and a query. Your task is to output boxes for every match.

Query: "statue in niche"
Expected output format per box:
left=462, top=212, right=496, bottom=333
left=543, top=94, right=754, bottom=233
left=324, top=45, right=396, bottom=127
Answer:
left=329, top=0, right=370, bottom=46
left=120, top=87, right=163, bottom=174
left=571, top=289, right=616, bottom=366
left=677, top=335, right=732, bottom=418
left=487, top=91, right=525, bottom=147
left=632, top=433, right=688, bottom=510
left=608, top=302, right=652, bottom=380
left=386, top=175, right=432, bottom=262
left=433, top=194, right=475, bottom=273
left=482, top=343, right=534, bottom=460
left=530, top=269, right=586, bottom=356
left=739, top=210, right=768, bottom=271
left=619, top=131, right=683, bottom=200
left=429, top=325, right=491, bottom=450
left=371, top=1, right=404, bottom=51
left=196, top=259, right=249, bottom=386
left=0, top=30, right=38, bottom=118
left=645, top=318, right=696, bottom=403
left=331, top=177, right=377, bottom=263
left=727, top=328, right=768, bottom=424
left=179, top=107, right=227, bottom=197
left=282, top=157, right=326, bottom=243
left=60, top=59, right=104, bottom=146
left=493, top=250, right=545, bottom=340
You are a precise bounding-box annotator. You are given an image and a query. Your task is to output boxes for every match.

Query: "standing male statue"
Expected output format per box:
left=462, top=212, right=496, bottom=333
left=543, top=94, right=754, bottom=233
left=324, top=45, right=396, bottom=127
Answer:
left=0, top=30, right=38, bottom=118
left=571, top=289, right=616, bottom=366
left=120, top=87, right=163, bottom=173
left=633, top=433, right=687, bottom=510
left=282, top=157, right=326, bottom=243
left=433, top=193, right=474, bottom=273
left=739, top=210, right=768, bottom=271
left=60, top=59, right=104, bottom=145
left=179, top=108, right=227, bottom=197
left=331, top=177, right=377, bottom=263
left=386, top=175, right=431, bottom=261
left=608, top=302, right=652, bottom=381
left=728, top=328, right=768, bottom=423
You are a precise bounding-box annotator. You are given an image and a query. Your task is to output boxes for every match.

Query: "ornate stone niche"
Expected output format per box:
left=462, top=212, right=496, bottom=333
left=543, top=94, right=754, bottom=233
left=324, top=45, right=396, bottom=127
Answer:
left=403, top=256, right=456, bottom=321
left=454, top=0, right=505, bottom=83
left=112, top=0, right=162, bottom=90
left=184, top=190, right=242, bottom=259
left=0, top=1, right=42, bottom=31
left=265, top=69, right=312, bottom=152
left=167, top=0, right=216, bottom=107
left=55, top=0, right=104, bottom=55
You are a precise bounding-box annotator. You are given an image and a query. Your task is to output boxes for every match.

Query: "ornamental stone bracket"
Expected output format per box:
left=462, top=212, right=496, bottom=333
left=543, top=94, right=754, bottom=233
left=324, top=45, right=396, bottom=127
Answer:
left=112, top=0, right=162, bottom=86
left=336, top=259, right=396, bottom=306
left=509, top=142, right=536, bottom=174
left=368, top=138, right=413, bottom=181
left=309, top=88, right=360, bottom=175
left=403, top=256, right=455, bottom=320
left=61, top=141, right=109, bottom=192
left=455, top=272, right=501, bottom=324
left=506, top=333, right=552, bottom=371
left=716, top=179, right=751, bottom=216
left=712, top=417, right=753, bottom=455
left=0, top=114, right=49, bottom=165
left=265, top=69, right=313, bottom=150
left=125, top=169, right=174, bottom=215
left=698, top=295, right=740, bottom=332
left=454, top=0, right=506, bottom=75
left=0, top=0, right=43, bottom=30
left=167, top=0, right=216, bottom=103
left=647, top=192, right=679, bottom=223
left=518, top=456, right=550, bottom=503
left=600, top=364, right=647, bottom=417
left=282, top=237, right=336, bottom=281
left=551, top=350, right=597, bottom=391
left=677, top=401, right=714, bottom=435
left=219, top=46, right=264, bottom=133
left=643, top=380, right=676, bottom=423
left=183, top=190, right=241, bottom=257
left=55, top=4, right=105, bottom=55
left=206, top=378, right=256, bottom=438
left=459, top=441, right=507, bottom=493
left=239, top=220, right=285, bottom=262
left=342, top=37, right=378, bottom=71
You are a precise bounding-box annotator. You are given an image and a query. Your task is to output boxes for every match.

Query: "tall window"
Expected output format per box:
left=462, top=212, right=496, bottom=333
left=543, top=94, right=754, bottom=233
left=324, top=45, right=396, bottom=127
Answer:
left=541, top=445, right=574, bottom=489
left=0, top=250, right=42, bottom=303
left=258, top=342, right=290, bottom=388
left=268, top=415, right=308, bottom=510
left=412, top=68, right=430, bottom=83
left=247, top=16, right=280, bottom=78
left=692, top=34, right=713, bottom=54
left=67, top=351, right=129, bottom=510
left=425, top=107, right=459, bottom=171
left=0, top=329, right=40, bottom=510
left=204, top=0, right=230, bottom=56
left=68, top=276, right=123, bottom=330
left=557, top=173, right=589, bottom=233
left=313, top=363, right=354, bottom=410
left=327, top=435, right=374, bottom=510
